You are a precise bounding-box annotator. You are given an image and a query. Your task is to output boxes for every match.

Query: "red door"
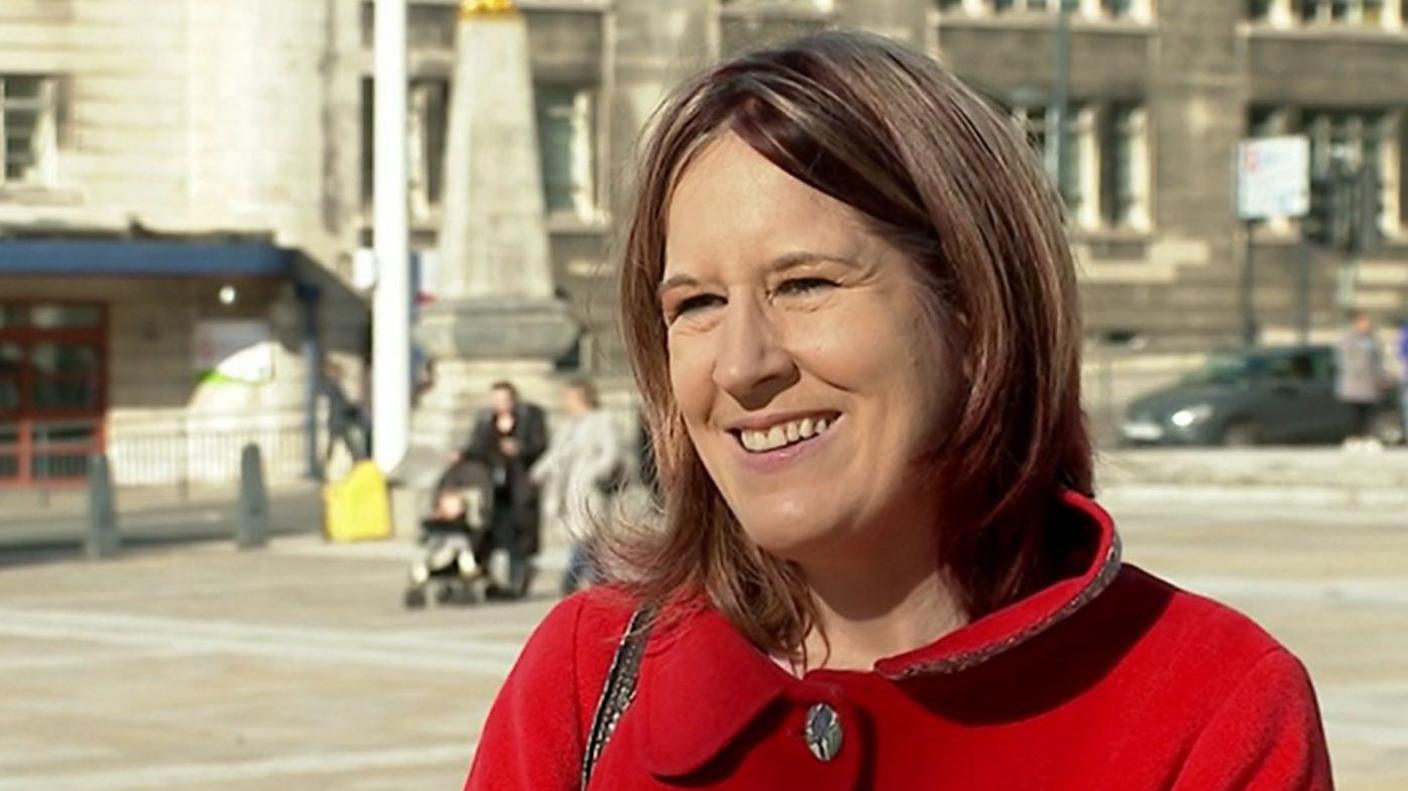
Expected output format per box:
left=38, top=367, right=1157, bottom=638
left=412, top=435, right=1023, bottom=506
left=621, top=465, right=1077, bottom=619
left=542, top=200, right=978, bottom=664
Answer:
left=0, top=301, right=107, bottom=487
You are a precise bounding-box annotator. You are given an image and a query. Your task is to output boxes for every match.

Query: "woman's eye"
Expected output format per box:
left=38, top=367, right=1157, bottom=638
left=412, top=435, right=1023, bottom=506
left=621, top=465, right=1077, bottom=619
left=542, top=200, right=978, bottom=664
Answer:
left=777, top=277, right=835, bottom=296
left=668, top=294, right=724, bottom=321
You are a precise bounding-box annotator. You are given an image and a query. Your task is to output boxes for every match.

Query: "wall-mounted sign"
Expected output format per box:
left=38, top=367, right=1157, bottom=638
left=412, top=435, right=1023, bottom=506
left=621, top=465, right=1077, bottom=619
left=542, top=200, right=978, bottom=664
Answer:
left=193, top=319, right=273, bottom=384
left=1236, top=135, right=1310, bottom=220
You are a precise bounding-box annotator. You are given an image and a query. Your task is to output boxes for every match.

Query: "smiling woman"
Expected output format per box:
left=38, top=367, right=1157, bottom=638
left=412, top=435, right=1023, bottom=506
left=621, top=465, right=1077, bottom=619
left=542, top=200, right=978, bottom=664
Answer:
left=464, top=30, right=1331, bottom=791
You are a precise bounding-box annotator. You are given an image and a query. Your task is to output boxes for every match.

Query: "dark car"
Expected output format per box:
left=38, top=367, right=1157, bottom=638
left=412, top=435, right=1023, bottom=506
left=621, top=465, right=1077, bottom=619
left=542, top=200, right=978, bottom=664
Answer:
left=1119, top=345, right=1403, bottom=447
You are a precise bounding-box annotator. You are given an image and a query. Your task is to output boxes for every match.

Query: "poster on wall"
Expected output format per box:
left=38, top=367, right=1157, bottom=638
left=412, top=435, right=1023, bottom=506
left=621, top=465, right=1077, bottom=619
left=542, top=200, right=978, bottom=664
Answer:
left=193, top=319, right=274, bottom=385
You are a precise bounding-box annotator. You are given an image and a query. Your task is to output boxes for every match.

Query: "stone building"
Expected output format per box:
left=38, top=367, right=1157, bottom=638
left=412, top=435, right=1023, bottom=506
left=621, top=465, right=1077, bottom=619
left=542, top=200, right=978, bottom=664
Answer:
left=3, top=0, right=1407, bottom=487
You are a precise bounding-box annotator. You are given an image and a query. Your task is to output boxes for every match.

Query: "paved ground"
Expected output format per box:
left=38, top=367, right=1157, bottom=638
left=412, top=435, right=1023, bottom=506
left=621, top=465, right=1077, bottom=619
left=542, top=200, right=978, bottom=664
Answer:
left=0, top=492, right=1402, bottom=789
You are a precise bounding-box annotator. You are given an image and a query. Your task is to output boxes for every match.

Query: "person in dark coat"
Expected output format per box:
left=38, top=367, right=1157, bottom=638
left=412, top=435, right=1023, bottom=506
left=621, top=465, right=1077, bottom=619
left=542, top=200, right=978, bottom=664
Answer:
left=462, top=380, right=548, bottom=599
left=320, top=360, right=368, bottom=470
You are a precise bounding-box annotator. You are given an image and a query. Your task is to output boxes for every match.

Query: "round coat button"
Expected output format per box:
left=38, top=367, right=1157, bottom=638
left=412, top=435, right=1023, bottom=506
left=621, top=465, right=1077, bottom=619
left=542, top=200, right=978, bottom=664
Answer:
left=803, top=702, right=843, bottom=762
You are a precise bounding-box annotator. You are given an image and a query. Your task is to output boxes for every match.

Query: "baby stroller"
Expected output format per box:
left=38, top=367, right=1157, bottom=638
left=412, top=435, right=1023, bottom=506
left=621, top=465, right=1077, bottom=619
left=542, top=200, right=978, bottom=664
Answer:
left=403, top=453, right=495, bottom=609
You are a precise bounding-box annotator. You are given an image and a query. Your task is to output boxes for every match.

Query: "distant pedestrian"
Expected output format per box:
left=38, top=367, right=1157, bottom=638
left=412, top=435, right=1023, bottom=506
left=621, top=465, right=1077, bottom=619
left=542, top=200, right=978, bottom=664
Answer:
left=531, top=378, right=625, bottom=597
left=1335, top=310, right=1386, bottom=449
left=463, top=381, right=548, bottom=599
left=1398, top=316, right=1408, bottom=444
left=320, top=360, right=368, bottom=470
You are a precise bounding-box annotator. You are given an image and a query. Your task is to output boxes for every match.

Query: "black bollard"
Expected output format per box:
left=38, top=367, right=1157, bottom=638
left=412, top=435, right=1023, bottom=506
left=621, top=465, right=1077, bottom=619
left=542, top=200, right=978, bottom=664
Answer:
left=237, top=443, right=269, bottom=549
left=85, top=453, right=120, bottom=559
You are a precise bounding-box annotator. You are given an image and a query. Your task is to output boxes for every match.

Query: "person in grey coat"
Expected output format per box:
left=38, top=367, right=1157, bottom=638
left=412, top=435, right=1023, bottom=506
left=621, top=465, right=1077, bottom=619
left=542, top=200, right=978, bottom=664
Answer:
left=531, top=378, right=625, bottom=596
left=1335, top=310, right=1387, bottom=447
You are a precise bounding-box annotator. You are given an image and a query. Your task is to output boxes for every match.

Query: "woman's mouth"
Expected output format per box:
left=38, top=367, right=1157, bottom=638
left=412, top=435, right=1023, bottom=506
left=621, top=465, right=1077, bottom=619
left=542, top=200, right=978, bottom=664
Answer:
left=731, top=413, right=840, bottom=454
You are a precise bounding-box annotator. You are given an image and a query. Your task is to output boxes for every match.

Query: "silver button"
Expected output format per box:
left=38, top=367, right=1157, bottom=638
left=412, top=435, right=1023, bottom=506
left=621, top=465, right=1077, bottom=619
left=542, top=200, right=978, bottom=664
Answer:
left=803, top=702, right=843, bottom=762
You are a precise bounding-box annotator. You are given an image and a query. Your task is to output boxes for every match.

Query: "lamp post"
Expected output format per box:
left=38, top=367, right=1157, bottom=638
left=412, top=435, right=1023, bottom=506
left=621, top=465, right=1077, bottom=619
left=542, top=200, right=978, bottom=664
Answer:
left=1049, top=0, right=1073, bottom=201
left=372, top=0, right=411, bottom=472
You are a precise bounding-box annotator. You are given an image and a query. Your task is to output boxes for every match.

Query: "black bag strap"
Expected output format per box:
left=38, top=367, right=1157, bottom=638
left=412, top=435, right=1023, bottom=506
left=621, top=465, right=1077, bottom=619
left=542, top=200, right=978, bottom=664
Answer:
left=580, top=603, right=657, bottom=790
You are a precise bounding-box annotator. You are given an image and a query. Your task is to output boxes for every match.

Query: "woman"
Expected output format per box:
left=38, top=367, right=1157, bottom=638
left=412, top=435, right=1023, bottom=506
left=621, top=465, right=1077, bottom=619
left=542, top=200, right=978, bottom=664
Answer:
left=463, top=381, right=548, bottom=599
left=465, top=31, right=1330, bottom=790
left=531, top=378, right=626, bottom=596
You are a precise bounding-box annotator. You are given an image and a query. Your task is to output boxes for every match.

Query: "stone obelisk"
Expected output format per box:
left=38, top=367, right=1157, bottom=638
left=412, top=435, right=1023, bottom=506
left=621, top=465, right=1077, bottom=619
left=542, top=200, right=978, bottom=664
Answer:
left=413, top=0, right=579, bottom=450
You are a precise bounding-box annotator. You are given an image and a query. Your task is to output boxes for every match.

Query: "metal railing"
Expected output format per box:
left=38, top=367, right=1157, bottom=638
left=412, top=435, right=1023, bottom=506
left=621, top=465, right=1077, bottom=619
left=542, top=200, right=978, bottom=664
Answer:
left=107, top=419, right=310, bottom=493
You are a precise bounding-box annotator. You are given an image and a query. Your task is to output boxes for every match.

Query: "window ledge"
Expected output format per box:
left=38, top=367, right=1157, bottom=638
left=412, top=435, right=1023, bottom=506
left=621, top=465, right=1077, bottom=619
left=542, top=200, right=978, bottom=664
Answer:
left=1072, top=227, right=1154, bottom=242
left=934, top=13, right=1155, bottom=34
left=1240, top=21, right=1407, bottom=44
left=366, top=209, right=612, bottom=236
left=546, top=212, right=609, bottom=234
left=0, top=185, right=83, bottom=206
left=719, top=2, right=837, bottom=22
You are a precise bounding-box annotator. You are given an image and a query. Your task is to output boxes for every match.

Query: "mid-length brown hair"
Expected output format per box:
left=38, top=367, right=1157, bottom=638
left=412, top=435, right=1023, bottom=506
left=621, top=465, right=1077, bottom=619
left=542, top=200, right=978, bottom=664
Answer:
left=609, top=30, right=1092, bottom=660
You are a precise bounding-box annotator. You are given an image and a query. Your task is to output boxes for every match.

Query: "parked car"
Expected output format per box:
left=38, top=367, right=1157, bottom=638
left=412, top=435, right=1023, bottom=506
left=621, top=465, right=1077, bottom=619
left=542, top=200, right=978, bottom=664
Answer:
left=1119, top=345, right=1403, bottom=447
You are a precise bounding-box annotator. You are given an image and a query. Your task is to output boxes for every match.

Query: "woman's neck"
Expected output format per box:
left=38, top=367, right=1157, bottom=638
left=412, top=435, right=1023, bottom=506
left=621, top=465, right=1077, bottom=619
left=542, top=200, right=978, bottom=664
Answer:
left=788, top=521, right=967, bottom=675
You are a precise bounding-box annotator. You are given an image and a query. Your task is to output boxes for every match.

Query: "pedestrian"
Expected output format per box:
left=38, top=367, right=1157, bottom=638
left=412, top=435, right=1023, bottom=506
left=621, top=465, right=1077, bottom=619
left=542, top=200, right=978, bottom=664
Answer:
left=1335, top=310, right=1387, bottom=450
left=1398, top=315, right=1408, bottom=444
left=531, top=378, right=625, bottom=597
left=464, top=30, right=1330, bottom=790
left=462, top=381, right=548, bottom=600
left=320, top=359, right=368, bottom=471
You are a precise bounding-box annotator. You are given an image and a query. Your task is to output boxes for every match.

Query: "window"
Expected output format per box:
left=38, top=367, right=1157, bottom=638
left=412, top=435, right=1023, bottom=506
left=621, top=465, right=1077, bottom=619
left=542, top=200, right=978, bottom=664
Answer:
left=1013, top=103, right=1088, bottom=221
left=535, top=86, right=597, bottom=219
left=1247, top=0, right=1275, bottom=18
left=1013, top=105, right=1048, bottom=154
left=1295, top=0, right=1388, bottom=23
left=1101, top=103, right=1148, bottom=228
left=1015, top=100, right=1149, bottom=230
left=407, top=78, right=449, bottom=220
left=1292, top=108, right=1401, bottom=236
left=994, top=0, right=1049, bottom=12
left=1101, top=0, right=1136, bottom=16
left=360, top=77, right=450, bottom=221
left=0, top=75, right=58, bottom=188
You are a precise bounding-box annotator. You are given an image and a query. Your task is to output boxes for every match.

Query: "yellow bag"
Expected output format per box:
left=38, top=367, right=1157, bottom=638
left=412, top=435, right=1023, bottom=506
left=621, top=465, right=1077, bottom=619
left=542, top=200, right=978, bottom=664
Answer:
left=323, top=460, right=393, bottom=542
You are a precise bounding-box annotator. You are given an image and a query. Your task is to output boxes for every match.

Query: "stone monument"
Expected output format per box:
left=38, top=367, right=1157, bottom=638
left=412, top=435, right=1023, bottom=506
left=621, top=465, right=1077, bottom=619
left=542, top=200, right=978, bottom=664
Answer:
left=413, top=0, right=579, bottom=452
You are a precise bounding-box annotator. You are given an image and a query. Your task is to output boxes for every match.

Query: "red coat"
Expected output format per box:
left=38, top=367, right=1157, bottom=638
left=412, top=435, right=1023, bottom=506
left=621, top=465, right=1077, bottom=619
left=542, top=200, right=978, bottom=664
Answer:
left=464, top=492, right=1332, bottom=790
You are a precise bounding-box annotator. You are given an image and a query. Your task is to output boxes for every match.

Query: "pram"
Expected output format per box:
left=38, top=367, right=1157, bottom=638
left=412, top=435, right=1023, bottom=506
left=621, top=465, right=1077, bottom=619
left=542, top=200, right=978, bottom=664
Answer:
left=402, top=454, right=496, bottom=608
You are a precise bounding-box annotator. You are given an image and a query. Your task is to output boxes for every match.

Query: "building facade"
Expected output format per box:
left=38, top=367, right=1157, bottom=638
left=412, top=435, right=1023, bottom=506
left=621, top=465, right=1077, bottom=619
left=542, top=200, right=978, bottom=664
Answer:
left=0, top=0, right=368, bottom=487
left=3, top=0, right=1407, bottom=487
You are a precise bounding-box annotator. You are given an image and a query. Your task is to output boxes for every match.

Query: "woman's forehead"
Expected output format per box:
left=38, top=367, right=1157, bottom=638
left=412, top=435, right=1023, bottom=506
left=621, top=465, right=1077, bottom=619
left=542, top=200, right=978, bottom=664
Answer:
left=662, top=135, right=869, bottom=274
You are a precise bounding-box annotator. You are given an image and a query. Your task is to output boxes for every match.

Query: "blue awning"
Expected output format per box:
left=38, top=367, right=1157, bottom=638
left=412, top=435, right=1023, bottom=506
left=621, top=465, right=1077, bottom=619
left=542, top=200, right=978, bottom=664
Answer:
left=0, top=239, right=292, bottom=278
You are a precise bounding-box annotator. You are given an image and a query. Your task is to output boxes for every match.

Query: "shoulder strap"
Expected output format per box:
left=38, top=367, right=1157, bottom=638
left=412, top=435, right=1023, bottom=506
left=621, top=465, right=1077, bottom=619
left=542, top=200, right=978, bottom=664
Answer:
left=580, top=603, right=656, bottom=790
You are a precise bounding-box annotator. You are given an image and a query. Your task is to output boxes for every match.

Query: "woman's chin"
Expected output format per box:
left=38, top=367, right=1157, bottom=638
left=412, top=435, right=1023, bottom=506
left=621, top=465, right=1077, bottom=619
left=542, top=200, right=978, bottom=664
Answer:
left=739, top=517, right=848, bottom=565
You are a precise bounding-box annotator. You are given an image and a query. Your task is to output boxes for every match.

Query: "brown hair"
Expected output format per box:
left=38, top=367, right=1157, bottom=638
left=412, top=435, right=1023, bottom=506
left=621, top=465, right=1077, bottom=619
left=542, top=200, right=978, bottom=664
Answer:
left=608, top=30, right=1092, bottom=660
left=566, top=377, right=600, bottom=409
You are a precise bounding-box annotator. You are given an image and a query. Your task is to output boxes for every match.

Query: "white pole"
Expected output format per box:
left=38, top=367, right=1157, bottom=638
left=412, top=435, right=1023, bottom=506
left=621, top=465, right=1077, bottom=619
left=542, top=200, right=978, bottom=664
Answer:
left=372, top=0, right=411, bottom=472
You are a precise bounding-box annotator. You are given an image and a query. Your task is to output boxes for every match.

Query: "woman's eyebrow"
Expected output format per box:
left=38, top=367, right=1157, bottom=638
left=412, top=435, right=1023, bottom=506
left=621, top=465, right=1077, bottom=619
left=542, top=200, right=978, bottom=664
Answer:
left=657, top=273, right=699, bottom=301
left=656, top=251, right=862, bottom=300
left=768, top=251, right=862, bottom=273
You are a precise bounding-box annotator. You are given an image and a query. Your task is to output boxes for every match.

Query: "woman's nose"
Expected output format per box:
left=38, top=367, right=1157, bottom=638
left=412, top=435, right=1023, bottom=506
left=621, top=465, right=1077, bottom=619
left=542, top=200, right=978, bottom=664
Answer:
left=712, top=296, right=797, bottom=407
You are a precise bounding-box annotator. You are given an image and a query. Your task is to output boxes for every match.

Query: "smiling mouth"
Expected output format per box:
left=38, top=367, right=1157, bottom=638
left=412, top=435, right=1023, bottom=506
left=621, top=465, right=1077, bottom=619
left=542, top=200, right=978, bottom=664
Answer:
left=731, top=413, right=841, bottom=454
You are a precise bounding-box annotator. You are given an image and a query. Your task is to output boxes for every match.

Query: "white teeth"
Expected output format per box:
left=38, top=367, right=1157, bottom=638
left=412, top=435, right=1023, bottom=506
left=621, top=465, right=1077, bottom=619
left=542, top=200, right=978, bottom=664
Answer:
left=737, top=415, right=836, bottom=453
left=766, top=425, right=786, bottom=447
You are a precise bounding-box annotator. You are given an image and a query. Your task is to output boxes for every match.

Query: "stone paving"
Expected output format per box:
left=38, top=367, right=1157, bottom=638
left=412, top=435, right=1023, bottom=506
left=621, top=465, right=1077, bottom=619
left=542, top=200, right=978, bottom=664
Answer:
left=0, top=494, right=1402, bottom=789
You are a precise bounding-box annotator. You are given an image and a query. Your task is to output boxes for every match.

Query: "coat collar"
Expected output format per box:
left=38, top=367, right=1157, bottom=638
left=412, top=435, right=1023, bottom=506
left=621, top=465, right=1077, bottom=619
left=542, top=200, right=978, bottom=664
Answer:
left=636, top=490, right=1123, bottom=778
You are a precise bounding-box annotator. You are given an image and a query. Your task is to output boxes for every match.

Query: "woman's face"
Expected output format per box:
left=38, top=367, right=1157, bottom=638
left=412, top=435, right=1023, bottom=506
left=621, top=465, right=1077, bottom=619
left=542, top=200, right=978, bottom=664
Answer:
left=562, top=386, right=588, bottom=415
left=661, top=132, right=955, bottom=563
